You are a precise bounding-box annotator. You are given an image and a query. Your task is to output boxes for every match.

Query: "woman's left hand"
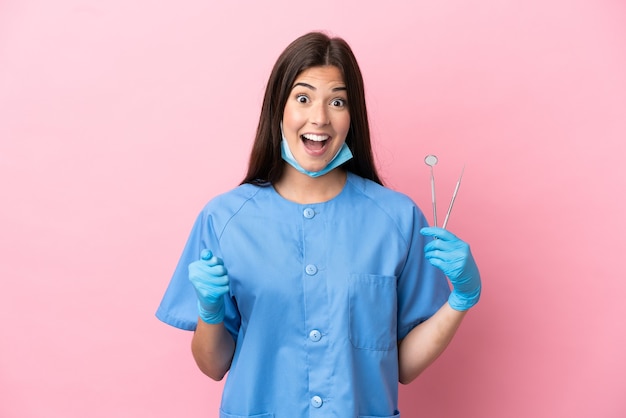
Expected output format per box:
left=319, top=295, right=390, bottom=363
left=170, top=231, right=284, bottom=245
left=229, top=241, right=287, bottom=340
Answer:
left=420, top=227, right=481, bottom=311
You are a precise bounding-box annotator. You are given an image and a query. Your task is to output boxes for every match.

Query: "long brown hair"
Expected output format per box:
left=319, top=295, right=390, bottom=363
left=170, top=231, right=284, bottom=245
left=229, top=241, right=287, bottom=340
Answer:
left=241, top=32, right=382, bottom=186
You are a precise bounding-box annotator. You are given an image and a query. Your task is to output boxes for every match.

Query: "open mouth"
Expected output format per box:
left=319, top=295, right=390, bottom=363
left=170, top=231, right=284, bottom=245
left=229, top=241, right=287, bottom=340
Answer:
left=301, top=133, right=330, bottom=151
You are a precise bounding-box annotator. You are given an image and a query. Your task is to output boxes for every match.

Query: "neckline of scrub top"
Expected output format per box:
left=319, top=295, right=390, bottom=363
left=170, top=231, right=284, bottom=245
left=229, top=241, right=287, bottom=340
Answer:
left=270, top=170, right=351, bottom=206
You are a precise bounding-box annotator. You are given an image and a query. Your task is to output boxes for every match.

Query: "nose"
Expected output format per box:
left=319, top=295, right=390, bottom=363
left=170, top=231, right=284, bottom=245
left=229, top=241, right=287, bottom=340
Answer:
left=309, top=102, right=329, bottom=126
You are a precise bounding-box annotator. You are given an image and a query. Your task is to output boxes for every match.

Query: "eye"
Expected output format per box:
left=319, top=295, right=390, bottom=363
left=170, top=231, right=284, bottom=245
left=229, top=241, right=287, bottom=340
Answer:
left=296, top=94, right=309, bottom=104
left=331, top=98, right=346, bottom=108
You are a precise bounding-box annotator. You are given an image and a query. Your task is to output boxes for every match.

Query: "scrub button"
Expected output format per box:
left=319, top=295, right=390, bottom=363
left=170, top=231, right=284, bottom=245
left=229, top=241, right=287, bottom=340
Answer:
left=311, top=395, right=323, bottom=408
left=305, top=264, right=318, bottom=275
left=309, top=329, right=322, bottom=342
left=303, top=208, right=315, bottom=219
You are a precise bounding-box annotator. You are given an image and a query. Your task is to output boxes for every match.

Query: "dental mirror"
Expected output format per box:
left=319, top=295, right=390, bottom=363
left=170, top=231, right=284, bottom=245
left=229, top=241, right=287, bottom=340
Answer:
left=424, top=155, right=438, bottom=167
left=424, top=155, right=438, bottom=227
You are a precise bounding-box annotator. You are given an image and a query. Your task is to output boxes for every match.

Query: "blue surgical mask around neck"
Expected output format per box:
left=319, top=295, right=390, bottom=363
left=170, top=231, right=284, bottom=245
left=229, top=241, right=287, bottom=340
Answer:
left=280, top=124, right=353, bottom=178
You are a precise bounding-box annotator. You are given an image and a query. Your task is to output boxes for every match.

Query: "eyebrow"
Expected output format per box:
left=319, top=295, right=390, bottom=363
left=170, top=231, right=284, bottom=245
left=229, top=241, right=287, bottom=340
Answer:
left=292, top=82, right=347, bottom=92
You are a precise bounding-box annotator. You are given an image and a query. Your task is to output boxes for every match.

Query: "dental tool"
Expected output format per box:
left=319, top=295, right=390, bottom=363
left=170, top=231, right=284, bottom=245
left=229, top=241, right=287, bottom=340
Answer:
left=424, top=155, right=464, bottom=229
left=442, top=166, right=464, bottom=229
left=424, top=155, right=438, bottom=227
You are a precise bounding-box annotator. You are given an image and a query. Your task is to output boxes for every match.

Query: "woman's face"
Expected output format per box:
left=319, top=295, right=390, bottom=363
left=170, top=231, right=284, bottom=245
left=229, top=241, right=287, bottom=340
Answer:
left=282, top=65, right=351, bottom=173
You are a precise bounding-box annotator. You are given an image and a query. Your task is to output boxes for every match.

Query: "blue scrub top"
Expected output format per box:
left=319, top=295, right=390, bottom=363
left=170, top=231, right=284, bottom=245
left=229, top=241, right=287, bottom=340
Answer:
left=156, top=172, right=450, bottom=418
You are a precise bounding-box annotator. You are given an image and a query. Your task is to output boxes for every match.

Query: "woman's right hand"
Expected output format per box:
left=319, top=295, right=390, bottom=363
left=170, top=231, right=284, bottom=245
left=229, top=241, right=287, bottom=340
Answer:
left=188, top=249, right=230, bottom=324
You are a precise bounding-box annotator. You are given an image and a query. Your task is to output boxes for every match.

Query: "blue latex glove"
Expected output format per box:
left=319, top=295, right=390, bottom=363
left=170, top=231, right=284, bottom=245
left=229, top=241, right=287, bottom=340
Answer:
left=188, top=249, right=230, bottom=324
left=420, top=227, right=481, bottom=311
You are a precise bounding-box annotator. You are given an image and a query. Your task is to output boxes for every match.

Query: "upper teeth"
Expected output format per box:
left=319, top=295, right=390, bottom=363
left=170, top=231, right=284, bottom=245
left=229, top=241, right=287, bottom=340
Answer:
left=302, top=134, right=329, bottom=142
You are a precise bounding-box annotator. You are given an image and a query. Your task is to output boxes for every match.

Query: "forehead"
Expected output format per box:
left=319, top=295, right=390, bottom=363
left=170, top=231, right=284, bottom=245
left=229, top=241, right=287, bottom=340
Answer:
left=293, top=65, right=345, bottom=86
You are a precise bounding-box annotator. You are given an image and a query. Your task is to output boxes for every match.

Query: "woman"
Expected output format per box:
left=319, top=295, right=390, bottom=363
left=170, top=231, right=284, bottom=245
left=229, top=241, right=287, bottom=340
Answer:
left=156, top=31, right=481, bottom=418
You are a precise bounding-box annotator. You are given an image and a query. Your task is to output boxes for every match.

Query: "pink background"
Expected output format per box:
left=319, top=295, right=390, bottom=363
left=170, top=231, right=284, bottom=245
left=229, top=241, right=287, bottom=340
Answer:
left=1, top=0, right=625, bottom=417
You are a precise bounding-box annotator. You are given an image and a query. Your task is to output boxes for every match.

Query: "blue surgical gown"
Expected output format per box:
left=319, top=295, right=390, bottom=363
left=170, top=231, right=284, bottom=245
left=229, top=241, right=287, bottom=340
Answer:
left=156, top=172, right=451, bottom=418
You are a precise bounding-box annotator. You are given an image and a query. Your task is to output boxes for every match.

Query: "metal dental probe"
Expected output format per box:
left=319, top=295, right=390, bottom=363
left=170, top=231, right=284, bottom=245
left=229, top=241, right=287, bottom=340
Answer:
left=442, top=165, right=465, bottom=229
